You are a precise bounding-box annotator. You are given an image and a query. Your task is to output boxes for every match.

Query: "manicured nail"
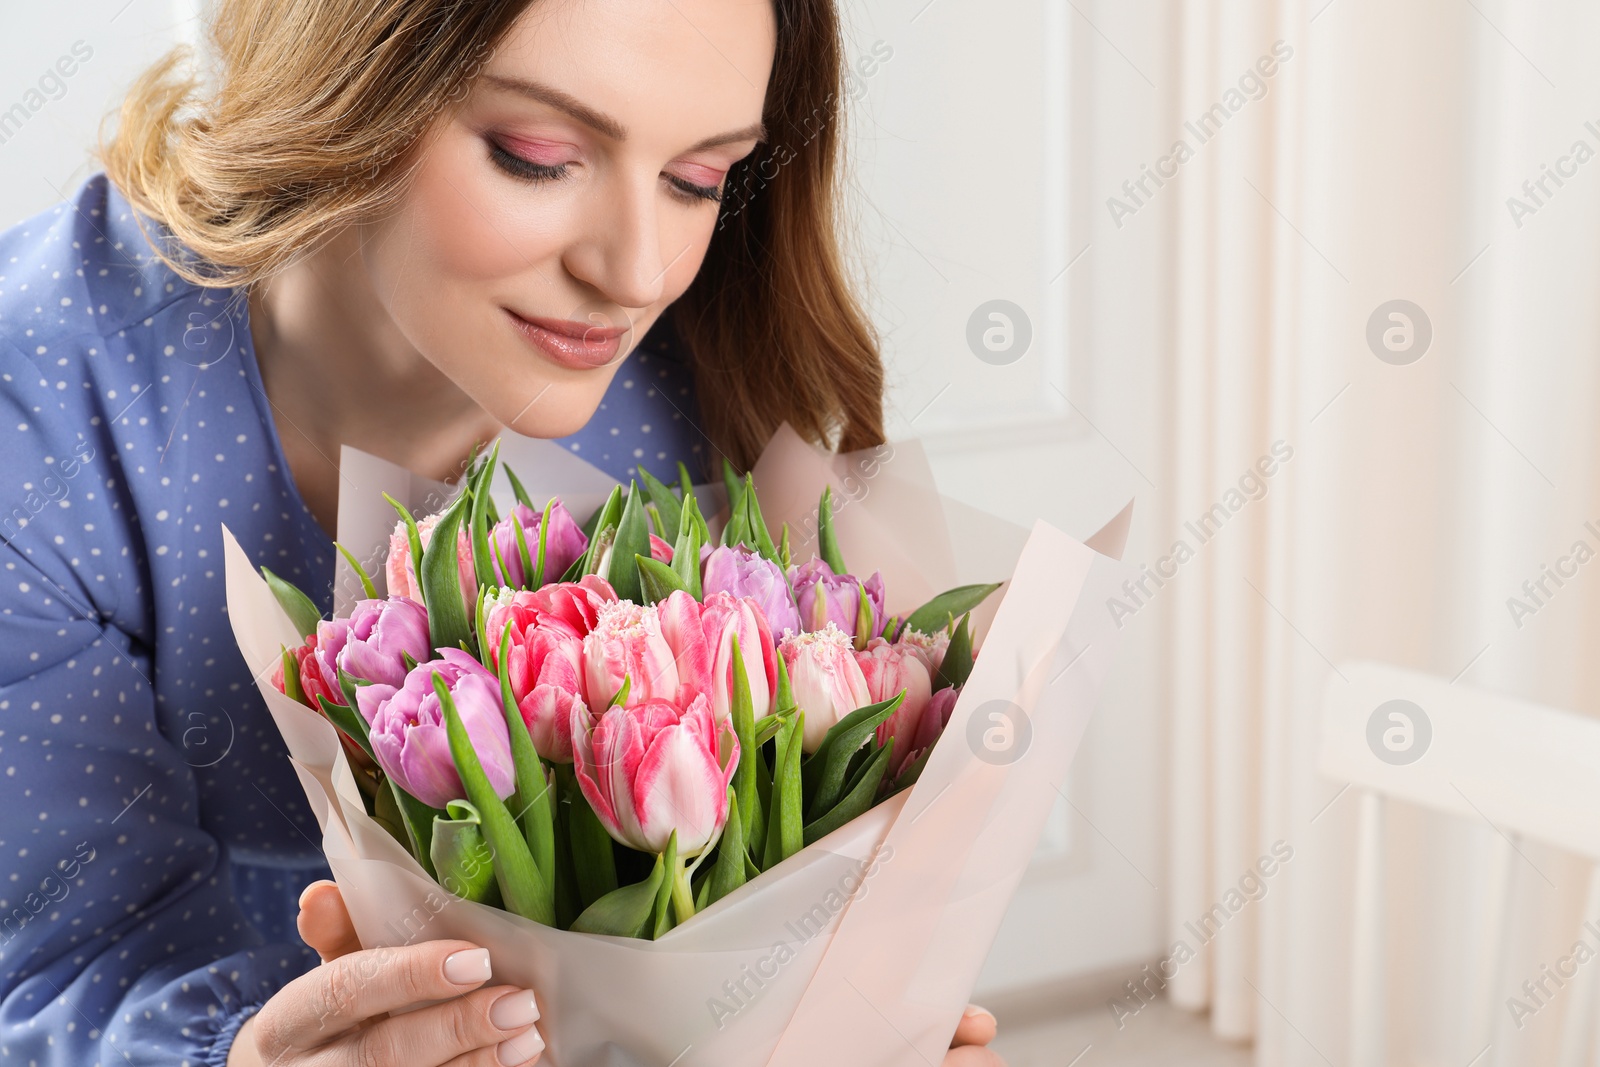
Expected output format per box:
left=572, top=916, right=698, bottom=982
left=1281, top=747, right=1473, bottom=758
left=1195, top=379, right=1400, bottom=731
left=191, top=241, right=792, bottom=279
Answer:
left=497, top=1025, right=545, bottom=1065
left=490, top=989, right=540, bottom=1030
left=442, top=947, right=492, bottom=985
left=297, top=880, right=332, bottom=910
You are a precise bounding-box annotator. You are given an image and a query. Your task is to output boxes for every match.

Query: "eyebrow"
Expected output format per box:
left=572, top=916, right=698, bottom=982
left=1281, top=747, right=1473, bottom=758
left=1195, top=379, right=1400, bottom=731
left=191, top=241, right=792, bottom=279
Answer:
left=480, top=73, right=767, bottom=151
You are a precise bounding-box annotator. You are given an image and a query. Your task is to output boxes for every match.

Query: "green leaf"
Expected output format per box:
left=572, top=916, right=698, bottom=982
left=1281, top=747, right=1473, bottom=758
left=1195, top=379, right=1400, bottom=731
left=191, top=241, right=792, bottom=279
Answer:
left=504, top=463, right=535, bottom=511
left=728, top=634, right=763, bottom=866
left=583, top=523, right=617, bottom=584
left=315, top=692, right=376, bottom=763
left=671, top=494, right=705, bottom=599
left=431, top=800, right=503, bottom=905
left=333, top=541, right=379, bottom=601
left=635, top=463, right=683, bottom=547
left=761, top=711, right=805, bottom=870
left=371, top=778, right=410, bottom=851
left=935, top=612, right=976, bottom=691
left=721, top=457, right=745, bottom=529
left=388, top=777, right=444, bottom=880
left=773, top=645, right=796, bottom=714
left=261, top=566, right=321, bottom=640
left=678, top=461, right=696, bottom=507
left=435, top=672, right=553, bottom=925
left=652, top=830, right=681, bottom=939
left=497, top=624, right=555, bottom=889
left=279, top=647, right=306, bottom=705
left=510, top=512, right=534, bottom=591
left=901, top=583, right=1003, bottom=644
left=705, top=788, right=746, bottom=907
left=805, top=692, right=904, bottom=821
left=816, top=485, right=847, bottom=577
left=559, top=763, right=618, bottom=909
left=469, top=439, right=502, bottom=591
left=803, top=740, right=895, bottom=845
left=420, top=495, right=473, bottom=655
left=778, top=523, right=792, bottom=570
left=739, top=473, right=781, bottom=565
left=532, top=497, right=555, bottom=588
left=606, top=481, right=652, bottom=604
left=637, top=554, right=688, bottom=605
left=853, top=578, right=873, bottom=651
left=570, top=853, right=663, bottom=938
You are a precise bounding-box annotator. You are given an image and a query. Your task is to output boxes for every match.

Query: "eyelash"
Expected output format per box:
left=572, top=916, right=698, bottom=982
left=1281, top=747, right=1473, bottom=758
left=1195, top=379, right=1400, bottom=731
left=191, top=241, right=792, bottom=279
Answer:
left=488, top=141, right=723, bottom=204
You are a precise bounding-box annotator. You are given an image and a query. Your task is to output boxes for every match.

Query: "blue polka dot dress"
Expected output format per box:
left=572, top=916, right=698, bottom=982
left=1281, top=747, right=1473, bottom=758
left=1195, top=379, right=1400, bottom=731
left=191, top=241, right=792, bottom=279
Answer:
left=0, top=172, right=708, bottom=1065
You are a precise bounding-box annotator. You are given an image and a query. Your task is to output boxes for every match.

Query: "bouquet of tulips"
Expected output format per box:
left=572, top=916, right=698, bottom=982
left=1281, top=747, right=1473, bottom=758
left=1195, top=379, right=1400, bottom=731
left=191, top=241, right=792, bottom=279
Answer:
left=225, top=423, right=1131, bottom=1066
left=262, top=439, right=995, bottom=939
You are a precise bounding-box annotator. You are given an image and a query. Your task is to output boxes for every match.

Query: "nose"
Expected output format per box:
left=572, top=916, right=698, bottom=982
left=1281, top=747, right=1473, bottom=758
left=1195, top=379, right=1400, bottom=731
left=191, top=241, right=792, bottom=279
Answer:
left=562, top=171, right=669, bottom=314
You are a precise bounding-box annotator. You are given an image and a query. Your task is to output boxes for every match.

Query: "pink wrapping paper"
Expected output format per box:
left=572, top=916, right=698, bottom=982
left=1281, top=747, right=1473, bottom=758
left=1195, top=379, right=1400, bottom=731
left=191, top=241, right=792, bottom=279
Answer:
left=223, top=422, right=1132, bottom=1066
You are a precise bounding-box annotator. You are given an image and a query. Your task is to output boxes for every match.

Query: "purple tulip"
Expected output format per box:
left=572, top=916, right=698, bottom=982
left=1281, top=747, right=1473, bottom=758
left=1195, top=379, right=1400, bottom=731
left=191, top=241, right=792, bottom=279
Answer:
left=309, top=596, right=431, bottom=699
left=489, top=500, right=589, bottom=589
left=356, top=647, right=516, bottom=809
left=702, top=544, right=802, bottom=641
left=789, top=557, right=886, bottom=642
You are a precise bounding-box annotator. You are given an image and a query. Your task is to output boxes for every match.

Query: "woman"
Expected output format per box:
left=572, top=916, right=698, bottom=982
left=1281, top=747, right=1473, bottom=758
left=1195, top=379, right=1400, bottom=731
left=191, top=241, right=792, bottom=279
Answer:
left=0, top=0, right=1005, bottom=1064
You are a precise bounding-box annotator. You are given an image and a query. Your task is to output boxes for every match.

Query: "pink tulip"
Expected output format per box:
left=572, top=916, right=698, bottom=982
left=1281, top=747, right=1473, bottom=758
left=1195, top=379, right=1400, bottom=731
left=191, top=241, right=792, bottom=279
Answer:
left=778, top=622, right=873, bottom=752
left=656, top=590, right=714, bottom=710
left=699, top=591, right=778, bottom=724
left=304, top=596, right=432, bottom=702
left=582, top=599, right=682, bottom=711
left=648, top=533, right=674, bottom=563
left=491, top=574, right=618, bottom=642
left=569, top=692, right=738, bottom=855
left=895, top=626, right=951, bottom=680
left=910, top=684, right=961, bottom=758
left=858, top=637, right=933, bottom=762
left=484, top=601, right=587, bottom=764
left=487, top=500, right=589, bottom=589
left=386, top=511, right=477, bottom=605
left=790, top=557, right=886, bottom=642
left=356, top=648, right=516, bottom=809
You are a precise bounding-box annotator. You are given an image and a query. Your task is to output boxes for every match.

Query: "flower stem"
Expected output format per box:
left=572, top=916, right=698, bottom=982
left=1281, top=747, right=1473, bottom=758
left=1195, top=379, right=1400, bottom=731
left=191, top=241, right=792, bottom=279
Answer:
left=670, top=851, right=696, bottom=925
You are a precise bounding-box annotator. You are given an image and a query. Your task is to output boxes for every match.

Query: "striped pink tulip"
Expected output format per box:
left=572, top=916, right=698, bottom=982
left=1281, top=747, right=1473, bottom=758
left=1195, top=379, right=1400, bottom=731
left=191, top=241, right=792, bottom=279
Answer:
left=779, top=622, right=873, bottom=752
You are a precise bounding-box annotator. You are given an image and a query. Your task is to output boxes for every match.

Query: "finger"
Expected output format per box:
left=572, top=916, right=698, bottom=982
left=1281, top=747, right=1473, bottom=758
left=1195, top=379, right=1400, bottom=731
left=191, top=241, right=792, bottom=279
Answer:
left=950, top=1005, right=997, bottom=1047
left=297, top=880, right=363, bottom=963
left=255, top=940, right=494, bottom=1050
left=332, top=983, right=544, bottom=1067
left=942, top=1048, right=1005, bottom=1067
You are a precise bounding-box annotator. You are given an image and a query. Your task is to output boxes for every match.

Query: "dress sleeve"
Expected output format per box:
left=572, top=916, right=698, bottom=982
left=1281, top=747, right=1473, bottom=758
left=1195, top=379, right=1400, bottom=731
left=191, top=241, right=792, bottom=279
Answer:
left=0, top=340, right=318, bottom=1065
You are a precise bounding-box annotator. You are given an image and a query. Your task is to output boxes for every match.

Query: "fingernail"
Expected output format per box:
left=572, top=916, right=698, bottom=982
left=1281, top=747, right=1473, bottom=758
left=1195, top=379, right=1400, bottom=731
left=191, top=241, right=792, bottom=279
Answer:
left=497, top=1025, right=545, bottom=1065
left=443, top=947, right=492, bottom=985
left=963, top=1004, right=995, bottom=1022
left=490, top=989, right=540, bottom=1030
left=296, top=880, right=330, bottom=910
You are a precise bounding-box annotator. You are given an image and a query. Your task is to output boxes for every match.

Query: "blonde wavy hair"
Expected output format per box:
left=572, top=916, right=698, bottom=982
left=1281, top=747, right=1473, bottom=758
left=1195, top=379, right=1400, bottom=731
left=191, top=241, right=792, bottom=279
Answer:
left=96, top=0, right=885, bottom=476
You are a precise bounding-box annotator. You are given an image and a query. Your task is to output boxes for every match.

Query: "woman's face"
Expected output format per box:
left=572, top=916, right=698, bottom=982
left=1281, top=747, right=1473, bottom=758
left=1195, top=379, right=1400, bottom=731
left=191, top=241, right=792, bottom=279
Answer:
left=356, top=0, right=775, bottom=437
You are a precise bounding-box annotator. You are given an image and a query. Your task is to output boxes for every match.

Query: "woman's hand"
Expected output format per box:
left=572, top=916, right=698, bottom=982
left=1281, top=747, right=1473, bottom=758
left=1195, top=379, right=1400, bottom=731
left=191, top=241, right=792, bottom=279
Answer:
left=280, top=880, right=1001, bottom=1066
left=946, top=1004, right=1004, bottom=1065
left=225, top=881, right=544, bottom=1067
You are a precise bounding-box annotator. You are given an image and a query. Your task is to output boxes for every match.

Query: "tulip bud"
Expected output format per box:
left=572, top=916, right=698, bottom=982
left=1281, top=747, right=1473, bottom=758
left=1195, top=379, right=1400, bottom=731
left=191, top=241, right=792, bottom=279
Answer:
left=357, top=648, right=516, bottom=809
left=778, top=622, right=873, bottom=752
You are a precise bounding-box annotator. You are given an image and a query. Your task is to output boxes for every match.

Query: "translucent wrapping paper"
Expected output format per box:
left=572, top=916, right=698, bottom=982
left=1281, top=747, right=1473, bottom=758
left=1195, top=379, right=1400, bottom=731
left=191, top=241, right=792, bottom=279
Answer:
left=223, top=422, right=1132, bottom=1066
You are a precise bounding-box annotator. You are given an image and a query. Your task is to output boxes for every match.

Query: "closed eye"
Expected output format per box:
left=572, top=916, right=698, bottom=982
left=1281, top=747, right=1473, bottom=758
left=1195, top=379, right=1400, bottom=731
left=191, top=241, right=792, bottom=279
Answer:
left=489, top=140, right=722, bottom=205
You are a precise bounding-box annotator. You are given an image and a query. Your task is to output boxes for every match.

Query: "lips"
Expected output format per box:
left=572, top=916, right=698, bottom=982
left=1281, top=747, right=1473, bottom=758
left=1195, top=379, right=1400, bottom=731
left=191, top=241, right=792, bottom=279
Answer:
left=506, top=308, right=630, bottom=371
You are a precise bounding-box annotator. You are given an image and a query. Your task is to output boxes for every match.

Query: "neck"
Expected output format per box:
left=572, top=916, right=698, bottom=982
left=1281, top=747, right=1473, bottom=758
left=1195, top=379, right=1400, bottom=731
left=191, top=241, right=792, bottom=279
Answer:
left=247, top=226, right=503, bottom=488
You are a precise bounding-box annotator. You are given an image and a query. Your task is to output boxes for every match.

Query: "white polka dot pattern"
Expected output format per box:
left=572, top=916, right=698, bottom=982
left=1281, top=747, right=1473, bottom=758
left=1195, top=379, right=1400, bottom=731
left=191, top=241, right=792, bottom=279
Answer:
left=0, top=172, right=711, bottom=1065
